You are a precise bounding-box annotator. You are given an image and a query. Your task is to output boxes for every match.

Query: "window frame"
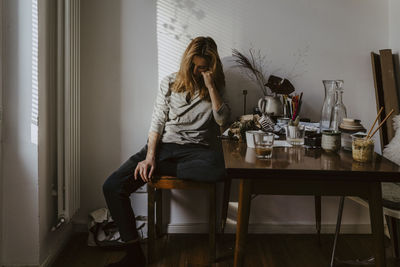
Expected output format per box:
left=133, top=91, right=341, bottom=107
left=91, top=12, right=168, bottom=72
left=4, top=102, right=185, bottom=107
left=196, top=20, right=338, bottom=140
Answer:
left=0, top=0, right=4, bottom=265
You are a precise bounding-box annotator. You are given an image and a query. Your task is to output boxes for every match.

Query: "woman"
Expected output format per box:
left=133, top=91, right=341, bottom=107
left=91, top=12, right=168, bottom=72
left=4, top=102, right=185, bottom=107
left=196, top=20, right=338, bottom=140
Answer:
left=103, top=36, right=230, bottom=267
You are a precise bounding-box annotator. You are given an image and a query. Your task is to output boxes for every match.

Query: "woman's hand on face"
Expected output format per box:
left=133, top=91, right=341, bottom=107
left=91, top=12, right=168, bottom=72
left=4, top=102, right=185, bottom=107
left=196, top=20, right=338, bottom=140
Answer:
left=134, top=158, right=156, bottom=182
left=201, top=71, right=215, bottom=90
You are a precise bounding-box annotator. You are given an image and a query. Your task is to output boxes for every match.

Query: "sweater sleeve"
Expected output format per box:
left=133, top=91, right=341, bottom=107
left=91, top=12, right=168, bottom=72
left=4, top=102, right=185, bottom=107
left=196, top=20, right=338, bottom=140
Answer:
left=212, top=86, right=231, bottom=126
left=213, top=102, right=231, bottom=126
left=149, top=75, right=171, bottom=135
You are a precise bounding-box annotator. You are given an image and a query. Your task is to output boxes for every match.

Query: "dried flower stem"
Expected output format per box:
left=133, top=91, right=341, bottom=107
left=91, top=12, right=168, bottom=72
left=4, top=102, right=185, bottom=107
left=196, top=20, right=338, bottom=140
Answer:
left=232, top=48, right=270, bottom=96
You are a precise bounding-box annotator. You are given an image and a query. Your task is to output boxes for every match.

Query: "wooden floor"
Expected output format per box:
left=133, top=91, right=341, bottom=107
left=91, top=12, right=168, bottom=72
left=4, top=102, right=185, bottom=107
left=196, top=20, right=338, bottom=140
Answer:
left=52, top=233, right=400, bottom=267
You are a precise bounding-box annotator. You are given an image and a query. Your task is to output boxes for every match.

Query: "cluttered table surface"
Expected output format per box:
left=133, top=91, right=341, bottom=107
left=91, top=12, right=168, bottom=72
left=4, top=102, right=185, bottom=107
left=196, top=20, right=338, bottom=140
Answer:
left=222, top=140, right=400, bottom=181
left=222, top=139, right=400, bottom=267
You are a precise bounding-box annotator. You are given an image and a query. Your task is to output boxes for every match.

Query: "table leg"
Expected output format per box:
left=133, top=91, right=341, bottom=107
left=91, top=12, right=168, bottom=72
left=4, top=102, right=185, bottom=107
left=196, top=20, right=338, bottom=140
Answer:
left=369, top=182, right=386, bottom=267
left=234, top=179, right=252, bottom=267
left=315, top=195, right=321, bottom=244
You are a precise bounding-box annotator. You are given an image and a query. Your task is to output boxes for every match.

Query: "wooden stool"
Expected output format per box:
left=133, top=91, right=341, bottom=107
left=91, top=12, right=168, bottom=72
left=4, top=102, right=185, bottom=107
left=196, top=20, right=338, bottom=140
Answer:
left=147, top=175, right=229, bottom=263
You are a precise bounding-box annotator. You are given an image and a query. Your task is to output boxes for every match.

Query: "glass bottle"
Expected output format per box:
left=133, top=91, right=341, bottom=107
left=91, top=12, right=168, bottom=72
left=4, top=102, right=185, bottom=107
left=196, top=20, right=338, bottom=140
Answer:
left=330, top=80, right=347, bottom=132
left=320, top=80, right=337, bottom=131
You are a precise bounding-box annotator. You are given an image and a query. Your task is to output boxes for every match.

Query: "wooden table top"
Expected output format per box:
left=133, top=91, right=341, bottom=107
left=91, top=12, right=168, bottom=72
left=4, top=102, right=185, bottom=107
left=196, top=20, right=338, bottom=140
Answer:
left=222, top=140, right=400, bottom=182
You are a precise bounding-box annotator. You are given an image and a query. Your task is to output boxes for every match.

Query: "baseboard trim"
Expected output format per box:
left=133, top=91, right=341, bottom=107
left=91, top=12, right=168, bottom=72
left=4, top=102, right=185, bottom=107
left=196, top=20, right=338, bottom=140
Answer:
left=167, top=221, right=371, bottom=234
left=73, top=221, right=371, bottom=235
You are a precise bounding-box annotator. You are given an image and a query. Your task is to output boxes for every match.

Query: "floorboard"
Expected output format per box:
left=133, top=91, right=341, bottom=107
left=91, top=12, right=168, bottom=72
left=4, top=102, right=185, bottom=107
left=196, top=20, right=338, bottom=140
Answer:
left=52, top=233, right=400, bottom=267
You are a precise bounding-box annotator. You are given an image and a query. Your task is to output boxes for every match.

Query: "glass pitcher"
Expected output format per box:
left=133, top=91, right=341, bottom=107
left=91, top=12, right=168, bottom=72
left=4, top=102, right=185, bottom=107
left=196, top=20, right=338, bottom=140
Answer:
left=320, top=80, right=337, bottom=131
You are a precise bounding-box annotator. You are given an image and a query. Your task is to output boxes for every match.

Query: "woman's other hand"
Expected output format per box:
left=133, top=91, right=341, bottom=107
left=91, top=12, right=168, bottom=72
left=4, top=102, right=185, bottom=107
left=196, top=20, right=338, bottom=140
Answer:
left=134, top=158, right=156, bottom=182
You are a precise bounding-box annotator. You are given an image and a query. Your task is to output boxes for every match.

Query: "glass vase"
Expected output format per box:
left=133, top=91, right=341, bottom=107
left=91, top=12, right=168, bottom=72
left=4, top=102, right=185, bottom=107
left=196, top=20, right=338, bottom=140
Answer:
left=320, top=80, right=337, bottom=131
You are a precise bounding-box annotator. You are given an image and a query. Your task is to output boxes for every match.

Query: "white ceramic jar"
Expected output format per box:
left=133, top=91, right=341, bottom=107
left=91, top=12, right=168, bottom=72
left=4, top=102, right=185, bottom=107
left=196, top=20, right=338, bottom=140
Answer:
left=321, top=130, right=341, bottom=152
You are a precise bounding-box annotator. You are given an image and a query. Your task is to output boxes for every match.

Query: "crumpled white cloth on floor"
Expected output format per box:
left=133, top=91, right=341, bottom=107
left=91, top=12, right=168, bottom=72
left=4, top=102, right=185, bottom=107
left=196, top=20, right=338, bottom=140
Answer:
left=87, top=207, right=148, bottom=246
left=88, top=208, right=112, bottom=230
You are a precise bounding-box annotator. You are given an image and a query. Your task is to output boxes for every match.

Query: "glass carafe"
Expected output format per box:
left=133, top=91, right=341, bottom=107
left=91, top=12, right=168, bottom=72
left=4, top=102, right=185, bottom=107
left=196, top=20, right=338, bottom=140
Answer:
left=320, top=80, right=337, bottom=131
left=331, top=81, right=347, bottom=131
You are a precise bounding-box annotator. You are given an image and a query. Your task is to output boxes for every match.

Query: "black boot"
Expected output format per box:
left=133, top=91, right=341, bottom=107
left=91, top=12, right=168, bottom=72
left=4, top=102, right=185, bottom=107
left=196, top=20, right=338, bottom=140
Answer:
left=105, top=242, right=146, bottom=267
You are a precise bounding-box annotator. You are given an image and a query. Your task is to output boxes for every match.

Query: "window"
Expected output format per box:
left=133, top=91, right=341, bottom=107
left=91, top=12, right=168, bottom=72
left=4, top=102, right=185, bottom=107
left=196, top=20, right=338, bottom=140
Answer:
left=31, top=0, right=38, bottom=145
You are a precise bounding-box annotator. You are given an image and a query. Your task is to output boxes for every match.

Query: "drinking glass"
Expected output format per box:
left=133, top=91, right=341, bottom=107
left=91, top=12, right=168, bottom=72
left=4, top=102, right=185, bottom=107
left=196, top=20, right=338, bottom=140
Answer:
left=285, top=125, right=305, bottom=146
left=253, top=132, right=274, bottom=159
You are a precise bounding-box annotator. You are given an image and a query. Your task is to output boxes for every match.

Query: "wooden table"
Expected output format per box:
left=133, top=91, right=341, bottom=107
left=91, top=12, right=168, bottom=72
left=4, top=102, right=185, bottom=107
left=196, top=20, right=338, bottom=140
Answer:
left=222, top=140, right=400, bottom=267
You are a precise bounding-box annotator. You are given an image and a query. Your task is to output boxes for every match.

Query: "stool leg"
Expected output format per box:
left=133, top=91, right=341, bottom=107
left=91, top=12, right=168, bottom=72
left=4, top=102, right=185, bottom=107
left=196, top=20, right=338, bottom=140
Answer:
left=221, top=178, right=231, bottom=234
left=386, top=215, right=400, bottom=258
left=156, top=189, right=163, bottom=238
left=147, top=185, right=156, bottom=263
left=209, top=184, right=216, bottom=263
left=330, top=196, right=345, bottom=267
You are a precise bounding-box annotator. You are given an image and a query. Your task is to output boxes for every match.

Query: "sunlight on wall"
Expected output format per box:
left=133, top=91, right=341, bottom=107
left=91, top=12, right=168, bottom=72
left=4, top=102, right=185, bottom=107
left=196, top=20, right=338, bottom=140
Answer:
left=156, top=0, right=242, bottom=83
left=31, top=0, right=38, bottom=145
left=155, top=0, right=273, bottom=119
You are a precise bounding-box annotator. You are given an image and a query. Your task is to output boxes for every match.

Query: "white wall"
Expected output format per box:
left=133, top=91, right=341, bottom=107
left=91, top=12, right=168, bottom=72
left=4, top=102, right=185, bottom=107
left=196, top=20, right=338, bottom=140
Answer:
left=157, top=0, right=388, bottom=128
left=79, top=0, right=390, bottom=232
left=78, top=0, right=158, bottom=224
left=0, top=0, right=4, bottom=264
left=389, top=0, right=400, bottom=53
left=1, top=0, right=40, bottom=265
left=389, top=0, right=400, bottom=101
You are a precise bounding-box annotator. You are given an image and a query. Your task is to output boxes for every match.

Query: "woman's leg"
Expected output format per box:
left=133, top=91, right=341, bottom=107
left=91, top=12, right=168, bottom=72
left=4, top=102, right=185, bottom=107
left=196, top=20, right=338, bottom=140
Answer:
left=103, top=143, right=178, bottom=242
left=102, top=146, right=147, bottom=242
left=174, top=144, right=226, bottom=182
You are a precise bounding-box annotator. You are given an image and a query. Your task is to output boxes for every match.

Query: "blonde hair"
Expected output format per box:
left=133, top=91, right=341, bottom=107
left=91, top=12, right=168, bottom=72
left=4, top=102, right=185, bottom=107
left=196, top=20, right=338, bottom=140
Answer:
left=171, top=36, right=225, bottom=101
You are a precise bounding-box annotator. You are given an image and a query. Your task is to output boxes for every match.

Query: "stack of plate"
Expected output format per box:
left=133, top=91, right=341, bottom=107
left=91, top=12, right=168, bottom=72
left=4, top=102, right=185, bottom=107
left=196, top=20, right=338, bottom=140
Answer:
left=339, top=118, right=366, bottom=150
left=339, top=118, right=365, bottom=131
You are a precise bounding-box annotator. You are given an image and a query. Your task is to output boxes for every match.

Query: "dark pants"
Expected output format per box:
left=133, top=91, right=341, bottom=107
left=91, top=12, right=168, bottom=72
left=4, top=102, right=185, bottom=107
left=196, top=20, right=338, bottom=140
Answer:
left=102, top=143, right=225, bottom=242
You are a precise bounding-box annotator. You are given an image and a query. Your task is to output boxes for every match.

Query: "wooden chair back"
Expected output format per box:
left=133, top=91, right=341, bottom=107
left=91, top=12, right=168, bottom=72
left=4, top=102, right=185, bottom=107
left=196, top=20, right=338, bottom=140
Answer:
left=371, top=49, right=400, bottom=147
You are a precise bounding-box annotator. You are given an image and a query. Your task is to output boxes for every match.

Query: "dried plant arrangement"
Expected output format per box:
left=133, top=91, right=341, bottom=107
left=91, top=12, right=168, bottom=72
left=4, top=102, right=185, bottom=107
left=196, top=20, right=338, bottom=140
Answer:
left=232, top=47, right=303, bottom=95
left=232, top=48, right=271, bottom=96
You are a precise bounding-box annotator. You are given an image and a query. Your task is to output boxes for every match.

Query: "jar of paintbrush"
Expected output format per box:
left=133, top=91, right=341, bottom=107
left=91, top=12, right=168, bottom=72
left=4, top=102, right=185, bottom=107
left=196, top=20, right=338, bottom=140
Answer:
left=352, top=107, right=394, bottom=162
left=352, top=134, right=374, bottom=162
